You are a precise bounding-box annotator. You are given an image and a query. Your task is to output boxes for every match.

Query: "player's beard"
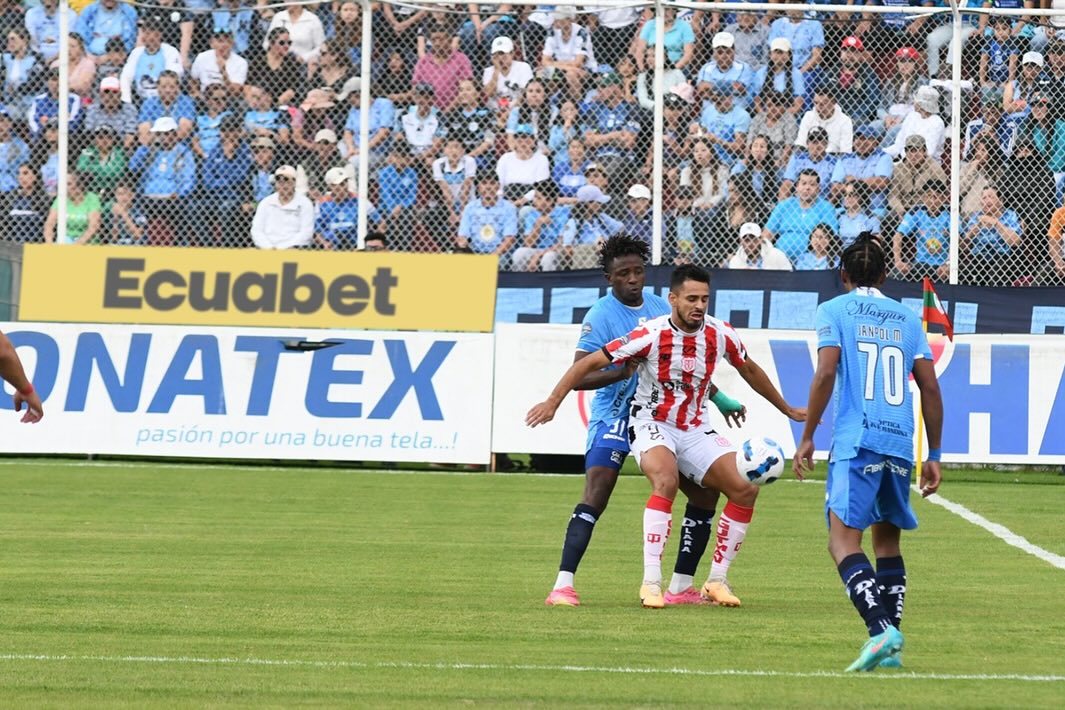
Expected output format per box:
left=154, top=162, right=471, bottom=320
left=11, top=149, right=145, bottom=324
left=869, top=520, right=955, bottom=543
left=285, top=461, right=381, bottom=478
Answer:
left=677, top=309, right=704, bottom=332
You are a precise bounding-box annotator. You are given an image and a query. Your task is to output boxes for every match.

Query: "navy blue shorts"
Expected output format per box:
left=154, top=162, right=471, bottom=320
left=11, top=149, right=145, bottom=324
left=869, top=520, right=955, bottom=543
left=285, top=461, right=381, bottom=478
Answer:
left=584, top=417, right=629, bottom=472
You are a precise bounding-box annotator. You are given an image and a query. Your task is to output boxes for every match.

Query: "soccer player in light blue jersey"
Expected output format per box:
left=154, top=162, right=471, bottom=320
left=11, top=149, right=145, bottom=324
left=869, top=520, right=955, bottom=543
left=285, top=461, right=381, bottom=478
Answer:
left=793, top=233, right=943, bottom=672
left=544, top=235, right=746, bottom=608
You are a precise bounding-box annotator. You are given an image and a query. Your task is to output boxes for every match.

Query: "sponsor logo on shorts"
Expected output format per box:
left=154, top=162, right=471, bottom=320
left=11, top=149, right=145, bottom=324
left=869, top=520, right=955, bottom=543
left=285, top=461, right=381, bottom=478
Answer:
left=861, top=460, right=911, bottom=476
left=610, top=450, right=624, bottom=465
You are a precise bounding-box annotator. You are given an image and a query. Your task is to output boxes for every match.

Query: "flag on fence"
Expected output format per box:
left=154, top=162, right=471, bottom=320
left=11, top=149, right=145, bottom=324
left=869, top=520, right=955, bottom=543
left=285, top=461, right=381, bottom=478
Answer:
left=922, top=277, right=953, bottom=341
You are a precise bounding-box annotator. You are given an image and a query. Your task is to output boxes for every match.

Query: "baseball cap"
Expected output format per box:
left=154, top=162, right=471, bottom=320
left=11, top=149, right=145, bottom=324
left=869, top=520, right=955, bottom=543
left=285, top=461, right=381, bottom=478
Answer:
left=491, top=36, right=514, bottom=54
left=150, top=116, right=178, bottom=133
left=896, top=46, right=920, bottom=60
left=854, top=124, right=881, bottom=139
left=325, top=166, right=350, bottom=185
left=980, top=88, right=1003, bottom=106
left=335, top=76, right=361, bottom=102
left=94, top=124, right=118, bottom=136
left=627, top=184, right=652, bottom=200
left=770, top=37, right=792, bottom=53
left=576, top=184, right=610, bottom=204
left=314, top=128, right=338, bottom=144
left=273, top=165, right=297, bottom=180
left=598, top=72, right=622, bottom=87
left=1023, top=51, right=1045, bottom=67
left=664, top=92, right=687, bottom=109
left=413, top=82, right=435, bottom=96
left=923, top=179, right=948, bottom=193
left=712, top=32, right=735, bottom=50
left=841, top=36, right=864, bottom=51
left=213, top=26, right=233, bottom=37
left=250, top=136, right=275, bottom=149
left=807, top=127, right=829, bottom=142
left=905, top=134, right=927, bottom=151
left=585, top=162, right=605, bottom=176
left=739, top=222, right=761, bottom=239
left=100, top=76, right=121, bottom=92
left=301, top=89, right=336, bottom=111
left=512, top=123, right=535, bottom=136
left=553, top=5, right=577, bottom=21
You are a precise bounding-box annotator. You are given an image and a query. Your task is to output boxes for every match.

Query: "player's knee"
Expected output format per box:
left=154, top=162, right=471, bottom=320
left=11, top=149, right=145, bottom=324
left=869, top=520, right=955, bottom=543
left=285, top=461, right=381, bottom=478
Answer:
left=647, top=470, right=678, bottom=499
left=731, top=482, right=759, bottom=508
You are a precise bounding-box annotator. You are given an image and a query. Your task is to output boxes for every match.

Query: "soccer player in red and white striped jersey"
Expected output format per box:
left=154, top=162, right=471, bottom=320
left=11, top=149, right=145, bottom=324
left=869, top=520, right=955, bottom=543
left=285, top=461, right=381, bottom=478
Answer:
left=528, top=265, right=805, bottom=608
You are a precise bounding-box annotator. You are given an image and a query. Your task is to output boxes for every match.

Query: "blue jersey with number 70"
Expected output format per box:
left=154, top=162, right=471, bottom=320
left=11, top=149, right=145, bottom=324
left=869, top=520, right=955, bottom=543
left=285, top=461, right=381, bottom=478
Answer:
left=815, top=287, right=932, bottom=463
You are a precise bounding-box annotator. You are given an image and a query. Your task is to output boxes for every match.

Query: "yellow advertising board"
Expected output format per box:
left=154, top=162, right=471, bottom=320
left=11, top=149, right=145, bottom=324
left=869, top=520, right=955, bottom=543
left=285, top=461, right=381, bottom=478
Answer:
left=20, top=245, right=498, bottom=332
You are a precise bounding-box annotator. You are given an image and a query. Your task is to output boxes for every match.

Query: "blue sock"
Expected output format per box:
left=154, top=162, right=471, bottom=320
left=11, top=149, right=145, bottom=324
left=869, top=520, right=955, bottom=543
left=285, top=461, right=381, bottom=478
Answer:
left=559, top=504, right=599, bottom=573
left=838, top=552, right=893, bottom=637
left=877, top=555, right=907, bottom=630
left=673, top=504, right=715, bottom=576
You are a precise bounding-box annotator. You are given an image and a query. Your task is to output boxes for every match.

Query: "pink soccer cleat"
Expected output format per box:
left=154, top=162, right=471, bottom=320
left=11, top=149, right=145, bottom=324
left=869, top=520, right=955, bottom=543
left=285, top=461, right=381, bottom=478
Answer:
left=545, top=586, right=580, bottom=607
left=664, top=587, right=707, bottom=606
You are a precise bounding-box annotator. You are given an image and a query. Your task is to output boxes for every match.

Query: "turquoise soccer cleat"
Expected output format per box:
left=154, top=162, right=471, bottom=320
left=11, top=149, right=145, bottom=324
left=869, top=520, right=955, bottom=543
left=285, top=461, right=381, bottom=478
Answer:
left=879, top=653, right=903, bottom=669
left=845, top=626, right=904, bottom=672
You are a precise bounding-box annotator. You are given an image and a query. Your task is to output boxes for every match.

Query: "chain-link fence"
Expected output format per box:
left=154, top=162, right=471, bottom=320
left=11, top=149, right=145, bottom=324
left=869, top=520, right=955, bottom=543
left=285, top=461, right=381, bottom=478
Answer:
left=3, top=1, right=1065, bottom=287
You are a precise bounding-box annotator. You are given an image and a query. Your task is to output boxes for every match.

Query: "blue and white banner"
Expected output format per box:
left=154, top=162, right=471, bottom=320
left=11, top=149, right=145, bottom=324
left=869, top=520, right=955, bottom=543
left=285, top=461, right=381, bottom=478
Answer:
left=0, top=323, right=493, bottom=464
left=492, top=325, right=1065, bottom=466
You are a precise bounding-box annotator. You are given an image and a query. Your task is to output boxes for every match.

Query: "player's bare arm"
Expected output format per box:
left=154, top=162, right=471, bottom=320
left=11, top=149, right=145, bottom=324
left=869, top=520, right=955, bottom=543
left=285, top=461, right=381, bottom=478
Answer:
left=707, top=382, right=747, bottom=428
left=912, top=357, right=944, bottom=497
left=0, top=331, right=43, bottom=423
left=526, top=349, right=613, bottom=426
left=792, top=345, right=841, bottom=480
left=572, top=350, right=641, bottom=391
left=734, top=356, right=807, bottom=422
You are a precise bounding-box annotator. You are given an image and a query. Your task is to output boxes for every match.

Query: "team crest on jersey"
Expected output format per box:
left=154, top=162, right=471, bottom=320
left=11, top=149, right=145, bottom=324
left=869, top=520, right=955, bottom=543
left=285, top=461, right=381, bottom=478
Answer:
left=681, top=356, right=697, bottom=372
left=581, top=323, right=593, bottom=335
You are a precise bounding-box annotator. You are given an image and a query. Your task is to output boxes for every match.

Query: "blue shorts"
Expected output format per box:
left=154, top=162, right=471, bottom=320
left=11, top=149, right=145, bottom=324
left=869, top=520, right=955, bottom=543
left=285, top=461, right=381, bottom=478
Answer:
left=585, top=417, right=630, bottom=472
left=825, top=448, right=918, bottom=531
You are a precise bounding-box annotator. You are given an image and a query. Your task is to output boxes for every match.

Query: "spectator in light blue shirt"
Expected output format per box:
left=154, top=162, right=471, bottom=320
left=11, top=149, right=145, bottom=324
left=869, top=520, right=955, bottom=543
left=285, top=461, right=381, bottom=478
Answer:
left=129, top=116, right=197, bottom=246
left=198, top=115, right=250, bottom=246
left=633, top=7, right=696, bottom=74
left=315, top=166, right=383, bottom=250
left=893, top=178, right=950, bottom=281
left=768, top=10, right=824, bottom=77
left=780, top=126, right=835, bottom=199
left=962, top=184, right=1023, bottom=285
left=458, top=173, right=518, bottom=262
left=830, top=124, right=893, bottom=214
left=377, top=144, right=419, bottom=234
left=697, top=31, right=754, bottom=109
left=837, top=180, right=882, bottom=250
left=511, top=181, right=571, bottom=271
left=763, top=168, right=839, bottom=264
left=794, top=222, right=841, bottom=271
left=561, top=184, right=622, bottom=269
left=342, top=91, right=394, bottom=168
left=0, top=107, right=29, bottom=193
left=24, top=0, right=78, bottom=62
left=698, top=82, right=751, bottom=167
left=209, top=0, right=256, bottom=55
left=752, top=37, right=806, bottom=115
left=76, top=0, right=138, bottom=56
left=552, top=136, right=589, bottom=198
left=137, top=71, right=195, bottom=145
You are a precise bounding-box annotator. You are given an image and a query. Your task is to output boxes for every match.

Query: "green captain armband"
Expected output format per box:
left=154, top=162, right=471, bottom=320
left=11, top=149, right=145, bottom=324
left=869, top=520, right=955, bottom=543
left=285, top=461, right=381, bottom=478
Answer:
left=711, top=389, right=743, bottom=414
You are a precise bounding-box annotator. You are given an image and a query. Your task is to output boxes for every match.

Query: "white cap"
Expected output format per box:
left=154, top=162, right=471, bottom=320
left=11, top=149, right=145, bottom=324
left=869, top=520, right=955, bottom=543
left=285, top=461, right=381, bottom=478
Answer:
left=325, top=166, right=349, bottom=185
left=553, top=5, right=576, bottom=21
left=915, top=85, right=940, bottom=114
left=150, top=116, right=178, bottom=133
left=739, top=222, right=761, bottom=238
left=1023, top=51, right=1045, bottom=67
left=273, top=164, right=297, bottom=180
left=627, top=184, right=652, bottom=200
left=770, top=37, right=792, bottom=53
left=712, top=32, right=735, bottom=49
left=491, top=36, right=514, bottom=54
left=314, top=128, right=338, bottom=144
left=576, top=184, right=610, bottom=204
left=100, top=76, right=121, bottom=92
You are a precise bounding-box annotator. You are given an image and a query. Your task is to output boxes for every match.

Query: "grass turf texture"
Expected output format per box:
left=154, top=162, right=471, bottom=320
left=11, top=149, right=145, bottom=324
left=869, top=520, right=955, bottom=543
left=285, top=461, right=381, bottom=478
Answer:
left=0, top=461, right=1063, bottom=708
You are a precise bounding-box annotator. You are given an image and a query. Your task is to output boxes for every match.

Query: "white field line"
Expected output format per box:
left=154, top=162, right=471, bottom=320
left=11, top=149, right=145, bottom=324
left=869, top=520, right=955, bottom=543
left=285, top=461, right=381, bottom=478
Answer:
left=0, top=654, right=1061, bottom=683
left=913, top=486, right=1065, bottom=571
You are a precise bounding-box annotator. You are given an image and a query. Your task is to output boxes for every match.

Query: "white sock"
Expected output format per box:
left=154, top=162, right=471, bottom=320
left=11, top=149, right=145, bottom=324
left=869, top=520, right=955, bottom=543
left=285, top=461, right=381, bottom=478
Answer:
left=643, top=495, right=673, bottom=584
left=554, top=571, right=574, bottom=590
left=668, top=573, right=694, bottom=595
left=708, top=502, right=754, bottom=582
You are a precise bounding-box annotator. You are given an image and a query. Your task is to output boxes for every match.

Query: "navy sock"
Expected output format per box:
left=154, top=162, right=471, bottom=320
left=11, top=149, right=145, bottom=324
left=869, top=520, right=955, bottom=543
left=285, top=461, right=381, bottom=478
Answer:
left=673, top=504, right=715, bottom=576
left=559, top=504, right=599, bottom=573
left=876, top=555, right=907, bottom=630
left=838, top=552, right=893, bottom=637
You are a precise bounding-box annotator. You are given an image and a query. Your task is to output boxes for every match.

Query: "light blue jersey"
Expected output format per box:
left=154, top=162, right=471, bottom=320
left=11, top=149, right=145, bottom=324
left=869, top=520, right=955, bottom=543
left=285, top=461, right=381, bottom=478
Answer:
left=816, top=287, right=932, bottom=463
left=577, top=290, right=670, bottom=453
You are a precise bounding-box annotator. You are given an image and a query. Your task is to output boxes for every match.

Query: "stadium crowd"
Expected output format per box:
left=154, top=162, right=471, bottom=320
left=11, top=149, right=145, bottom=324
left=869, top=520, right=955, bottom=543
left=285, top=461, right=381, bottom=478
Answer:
left=2, top=0, right=1065, bottom=285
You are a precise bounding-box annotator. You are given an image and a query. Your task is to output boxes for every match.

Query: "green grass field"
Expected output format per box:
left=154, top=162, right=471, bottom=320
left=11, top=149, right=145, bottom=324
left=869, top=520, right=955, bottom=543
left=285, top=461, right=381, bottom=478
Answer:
left=0, top=460, right=1063, bottom=708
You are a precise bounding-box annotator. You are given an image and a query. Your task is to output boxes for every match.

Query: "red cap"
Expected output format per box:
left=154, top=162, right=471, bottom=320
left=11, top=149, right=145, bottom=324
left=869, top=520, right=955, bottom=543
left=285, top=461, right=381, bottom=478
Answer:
left=841, top=36, right=864, bottom=51
left=896, top=46, right=921, bottom=60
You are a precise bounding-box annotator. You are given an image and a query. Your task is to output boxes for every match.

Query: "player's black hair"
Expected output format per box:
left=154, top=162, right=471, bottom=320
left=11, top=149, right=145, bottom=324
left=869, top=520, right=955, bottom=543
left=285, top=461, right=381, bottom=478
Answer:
left=599, top=233, right=650, bottom=273
left=670, top=264, right=710, bottom=292
left=840, top=231, right=887, bottom=287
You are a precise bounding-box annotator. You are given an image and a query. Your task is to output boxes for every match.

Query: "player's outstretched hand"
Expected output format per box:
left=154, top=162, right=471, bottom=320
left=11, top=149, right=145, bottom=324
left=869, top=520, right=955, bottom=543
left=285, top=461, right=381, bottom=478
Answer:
left=723, top=405, right=747, bottom=428
left=791, top=438, right=814, bottom=481
left=785, top=405, right=807, bottom=422
left=13, top=389, right=43, bottom=423
left=919, top=461, right=941, bottom=497
left=525, top=401, right=558, bottom=428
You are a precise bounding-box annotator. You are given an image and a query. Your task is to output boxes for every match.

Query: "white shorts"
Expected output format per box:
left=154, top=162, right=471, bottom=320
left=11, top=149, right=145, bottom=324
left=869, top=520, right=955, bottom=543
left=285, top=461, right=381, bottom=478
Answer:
left=628, top=418, right=735, bottom=486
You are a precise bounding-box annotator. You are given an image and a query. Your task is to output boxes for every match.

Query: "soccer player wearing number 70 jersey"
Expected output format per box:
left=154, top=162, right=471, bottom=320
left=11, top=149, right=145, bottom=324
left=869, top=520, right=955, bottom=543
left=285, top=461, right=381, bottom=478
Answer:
left=793, top=233, right=944, bottom=672
left=528, top=265, right=806, bottom=608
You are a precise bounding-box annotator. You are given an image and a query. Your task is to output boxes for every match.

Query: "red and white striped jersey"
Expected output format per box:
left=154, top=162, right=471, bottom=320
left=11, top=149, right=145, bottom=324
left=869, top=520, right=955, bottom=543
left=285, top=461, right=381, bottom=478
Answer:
left=602, top=314, right=748, bottom=431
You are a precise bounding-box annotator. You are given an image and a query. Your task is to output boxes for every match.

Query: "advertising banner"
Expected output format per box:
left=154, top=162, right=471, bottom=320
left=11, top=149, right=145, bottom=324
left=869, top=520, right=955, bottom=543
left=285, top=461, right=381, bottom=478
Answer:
left=0, top=323, right=493, bottom=464
left=491, top=324, right=1065, bottom=465
left=20, top=246, right=498, bottom=332
left=497, top=268, right=1065, bottom=335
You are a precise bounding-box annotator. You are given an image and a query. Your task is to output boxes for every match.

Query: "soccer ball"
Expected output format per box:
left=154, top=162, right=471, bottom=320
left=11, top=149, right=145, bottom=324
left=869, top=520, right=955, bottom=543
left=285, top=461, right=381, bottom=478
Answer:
left=736, top=436, right=786, bottom=485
